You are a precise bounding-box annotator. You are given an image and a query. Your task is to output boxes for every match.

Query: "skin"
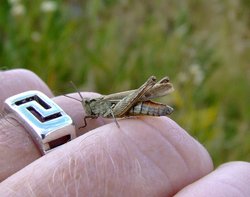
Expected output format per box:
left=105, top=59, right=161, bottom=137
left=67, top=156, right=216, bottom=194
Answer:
left=0, top=69, right=249, bottom=196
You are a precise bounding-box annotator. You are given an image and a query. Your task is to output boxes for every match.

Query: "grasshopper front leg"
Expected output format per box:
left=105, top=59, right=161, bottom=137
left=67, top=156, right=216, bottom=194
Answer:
left=79, top=115, right=98, bottom=128
left=112, top=76, right=157, bottom=117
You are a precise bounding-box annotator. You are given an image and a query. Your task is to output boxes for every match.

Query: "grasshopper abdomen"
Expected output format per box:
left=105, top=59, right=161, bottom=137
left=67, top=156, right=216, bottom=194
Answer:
left=128, top=100, right=173, bottom=116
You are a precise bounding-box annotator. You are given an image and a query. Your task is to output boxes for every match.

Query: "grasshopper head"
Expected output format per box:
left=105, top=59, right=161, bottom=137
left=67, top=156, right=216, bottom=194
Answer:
left=82, top=98, right=93, bottom=116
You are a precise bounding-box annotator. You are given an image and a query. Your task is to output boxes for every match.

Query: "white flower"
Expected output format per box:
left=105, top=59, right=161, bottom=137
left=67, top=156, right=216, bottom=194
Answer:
left=190, top=64, right=204, bottom=85
left=177, top=72, right=188, bottom=83
left=10, top=3, right=25, bottom=16
left=40, top=1, right=58, bottom=12
left=31, top=32, right=41, bottom=42
left=8, top=0, right=21, bottom=5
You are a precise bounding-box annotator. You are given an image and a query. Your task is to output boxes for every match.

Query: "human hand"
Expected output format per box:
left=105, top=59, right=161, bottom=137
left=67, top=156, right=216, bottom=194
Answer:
left=0, top=69, right=249, bottom=196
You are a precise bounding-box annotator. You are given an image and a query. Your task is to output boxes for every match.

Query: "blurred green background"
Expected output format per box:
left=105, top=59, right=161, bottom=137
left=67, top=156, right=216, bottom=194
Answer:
left=1, top=0, right=250, bottom=166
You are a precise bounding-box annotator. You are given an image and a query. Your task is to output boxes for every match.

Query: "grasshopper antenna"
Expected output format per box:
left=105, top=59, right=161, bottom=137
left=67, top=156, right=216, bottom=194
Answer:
left=63, top=94, right=82, bottom=102
left=64, top=81, right=85, bottom=103
left=64, top=81, right=90, bottom=128
left=70, top=81, right=85, bottom=102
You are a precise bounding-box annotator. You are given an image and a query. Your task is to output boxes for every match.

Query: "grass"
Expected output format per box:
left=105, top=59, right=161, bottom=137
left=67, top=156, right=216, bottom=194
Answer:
left=1, top=0, right=250, bottom=166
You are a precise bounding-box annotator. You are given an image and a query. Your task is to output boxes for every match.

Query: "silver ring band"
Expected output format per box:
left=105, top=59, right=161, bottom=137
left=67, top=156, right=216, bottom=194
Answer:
left=4, top=90, right=76, bottom=155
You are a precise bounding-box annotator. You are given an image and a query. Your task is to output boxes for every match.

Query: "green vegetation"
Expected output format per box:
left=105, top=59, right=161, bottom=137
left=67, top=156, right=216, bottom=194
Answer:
left=1, top=0, right=250, bottom=166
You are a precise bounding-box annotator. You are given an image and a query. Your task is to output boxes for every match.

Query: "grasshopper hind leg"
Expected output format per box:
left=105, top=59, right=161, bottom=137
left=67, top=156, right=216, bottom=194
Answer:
left=104, top=104, right=120, bottom=128
left=112, top=76, right=157, bottom=117
left=109, top=108, right=120, bottom=128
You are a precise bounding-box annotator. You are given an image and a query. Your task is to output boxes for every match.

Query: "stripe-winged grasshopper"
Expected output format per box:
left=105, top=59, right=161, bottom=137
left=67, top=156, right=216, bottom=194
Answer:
left=68, top=76, right=174, bottom=128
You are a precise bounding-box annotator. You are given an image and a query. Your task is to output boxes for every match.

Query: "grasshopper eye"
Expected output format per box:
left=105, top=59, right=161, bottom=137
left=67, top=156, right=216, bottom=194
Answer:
left=84, top=99, right=90, bottom=104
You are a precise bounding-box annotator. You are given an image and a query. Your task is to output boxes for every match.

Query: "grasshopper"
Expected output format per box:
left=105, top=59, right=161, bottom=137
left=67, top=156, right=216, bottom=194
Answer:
left=67, top=76, right=174, bottom=128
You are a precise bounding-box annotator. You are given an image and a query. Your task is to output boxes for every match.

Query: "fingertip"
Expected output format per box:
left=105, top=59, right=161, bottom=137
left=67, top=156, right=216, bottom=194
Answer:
left=218, top=161, right=250, bottom=170
left=140, top=116, right=213, bottom=173
left=100, top=117, right=214, bottom=194
left=175, top=161, right=250, bottom=196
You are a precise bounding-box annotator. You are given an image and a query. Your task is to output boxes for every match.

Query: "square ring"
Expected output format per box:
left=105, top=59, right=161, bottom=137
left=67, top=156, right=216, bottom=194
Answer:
left=4, top=90, right=76, bottom=155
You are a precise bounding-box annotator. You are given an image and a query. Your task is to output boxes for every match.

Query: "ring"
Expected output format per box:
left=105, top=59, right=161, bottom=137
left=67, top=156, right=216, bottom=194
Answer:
left=4, top=90, right=76, bottom=155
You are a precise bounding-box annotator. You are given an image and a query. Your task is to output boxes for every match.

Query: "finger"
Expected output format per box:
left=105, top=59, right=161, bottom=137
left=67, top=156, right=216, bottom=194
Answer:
left=0, top=92, right=108, bottom=181
left=0, top=117, right=213, bottom=196
left=175, top=161, right=250, bottom=196
left=0, top=69, right=53, bottom=111
left=0, top=69, right=53, bottom=181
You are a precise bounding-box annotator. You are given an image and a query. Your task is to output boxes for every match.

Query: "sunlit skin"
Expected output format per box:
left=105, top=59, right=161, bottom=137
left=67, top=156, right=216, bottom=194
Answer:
left=0, top=69, right=249, bottom=196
